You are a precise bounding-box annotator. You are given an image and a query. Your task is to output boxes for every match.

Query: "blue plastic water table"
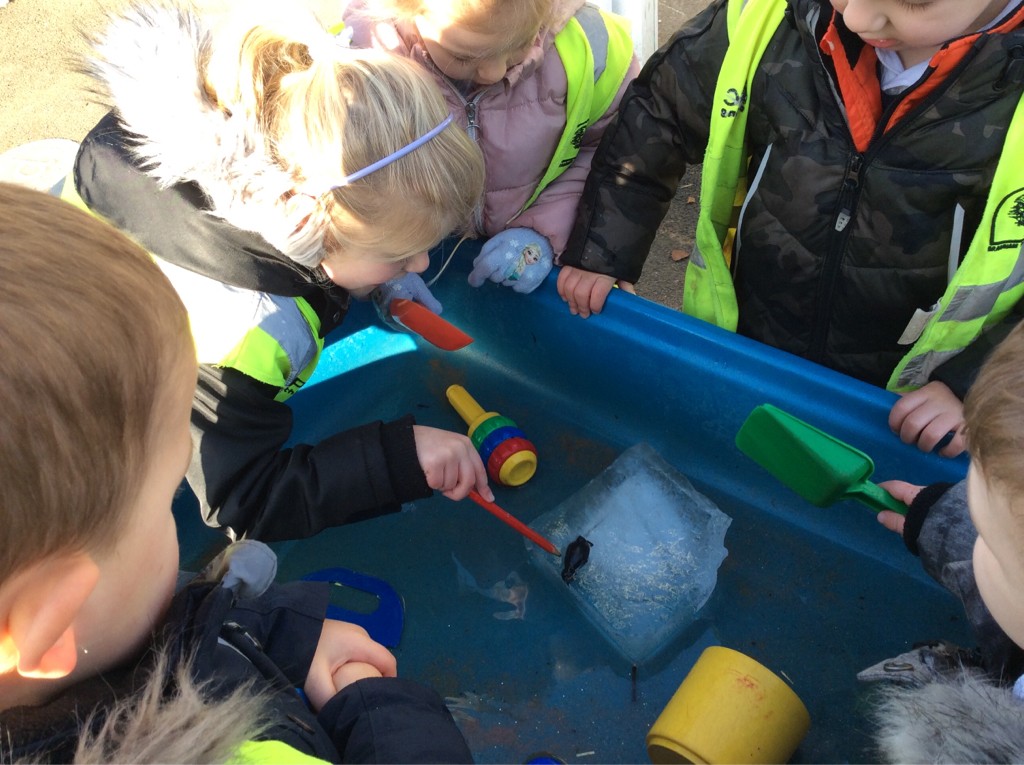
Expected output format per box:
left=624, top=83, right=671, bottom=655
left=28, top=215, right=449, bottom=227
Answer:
left=174, top=246, right=969, bottom=764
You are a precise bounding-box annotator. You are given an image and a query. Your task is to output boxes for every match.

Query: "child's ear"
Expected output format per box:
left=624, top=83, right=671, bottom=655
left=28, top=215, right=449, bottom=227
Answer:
left=0, top=553, right=100, bottom=679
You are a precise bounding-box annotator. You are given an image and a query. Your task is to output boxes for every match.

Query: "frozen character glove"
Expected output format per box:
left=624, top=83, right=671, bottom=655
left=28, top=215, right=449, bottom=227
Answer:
left=468, top=227, right=553, bottom=294
left=371, top=272, right=442, bottom=331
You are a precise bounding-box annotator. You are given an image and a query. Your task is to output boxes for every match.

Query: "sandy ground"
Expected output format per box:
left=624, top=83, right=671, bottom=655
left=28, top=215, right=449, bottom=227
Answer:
left=0, top=0, right=707, bottom=307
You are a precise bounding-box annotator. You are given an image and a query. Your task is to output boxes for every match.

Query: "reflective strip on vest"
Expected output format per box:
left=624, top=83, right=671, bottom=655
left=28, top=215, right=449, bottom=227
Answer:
left=156, top=259, right=323, bottom=400
left=59, top=172, right=90, bottom=210
left=59, top=177, right=323, bottom=400
left=234, top=739, right=329, bottom=764
left=517, top=5, right=634, bottom=214
left=683, top=0, right=786, bottom=331
left=687, top=0, right=1024, bottom=392
left=888, top=101, right=1024, bottom=390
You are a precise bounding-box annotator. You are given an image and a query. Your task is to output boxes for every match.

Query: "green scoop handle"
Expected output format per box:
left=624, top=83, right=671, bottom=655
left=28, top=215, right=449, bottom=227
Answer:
left=736, top=404, right=908, bottom=516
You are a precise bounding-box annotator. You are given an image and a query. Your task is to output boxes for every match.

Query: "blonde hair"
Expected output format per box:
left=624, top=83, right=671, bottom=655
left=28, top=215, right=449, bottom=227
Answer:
left=203, top=6, right=485, bottom=266
left=963, top=323, right=1024, bottom=502
left=0, top=184, right=193, bottom=584
left=372, top=0, right=555, bottom=53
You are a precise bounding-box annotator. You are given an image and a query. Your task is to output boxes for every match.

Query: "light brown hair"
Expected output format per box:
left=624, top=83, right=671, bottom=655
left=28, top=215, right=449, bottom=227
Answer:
left=368, top=0, right=556, bottom=59
left=0, top=183, right=192, bottom=583
left=963, top=322, right=1024, bottom=497
left=203, top=6, right=485, bottom=266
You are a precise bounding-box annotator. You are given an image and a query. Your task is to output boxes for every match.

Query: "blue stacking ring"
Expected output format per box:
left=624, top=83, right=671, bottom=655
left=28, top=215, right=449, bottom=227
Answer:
left=478, top=425, right=526, bottom=466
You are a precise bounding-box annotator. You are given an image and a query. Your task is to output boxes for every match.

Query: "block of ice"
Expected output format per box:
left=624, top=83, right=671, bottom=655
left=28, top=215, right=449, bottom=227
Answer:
left=528, top=442, right=731, bottom=663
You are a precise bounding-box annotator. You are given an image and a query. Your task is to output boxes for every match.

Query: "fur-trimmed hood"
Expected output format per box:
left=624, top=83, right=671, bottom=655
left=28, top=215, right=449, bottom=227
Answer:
left=82, top=0, right=323, bottom=259
left=75, top=0, right=351, bottom=305
left=869, top=671, right=1024, bottom=763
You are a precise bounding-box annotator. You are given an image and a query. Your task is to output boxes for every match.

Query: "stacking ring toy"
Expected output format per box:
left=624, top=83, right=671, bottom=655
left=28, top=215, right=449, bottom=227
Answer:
left=446, top=384, right=537, bottom=486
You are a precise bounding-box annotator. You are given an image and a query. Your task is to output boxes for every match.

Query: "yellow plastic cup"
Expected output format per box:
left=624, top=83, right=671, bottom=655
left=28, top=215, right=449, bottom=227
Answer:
left=646, top=646, right=810, bottom=764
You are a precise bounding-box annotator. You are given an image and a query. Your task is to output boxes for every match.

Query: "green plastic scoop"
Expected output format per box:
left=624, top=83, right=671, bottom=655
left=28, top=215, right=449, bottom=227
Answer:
left=735, top=404, right=907, bottom=515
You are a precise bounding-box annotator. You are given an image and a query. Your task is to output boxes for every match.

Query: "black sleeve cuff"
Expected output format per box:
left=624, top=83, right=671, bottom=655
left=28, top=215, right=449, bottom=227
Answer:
left=380, top=414, right=432, bottom=504
left=319, top=677, right=473, bottom=763
left=903, top=482, right=956, bottom=556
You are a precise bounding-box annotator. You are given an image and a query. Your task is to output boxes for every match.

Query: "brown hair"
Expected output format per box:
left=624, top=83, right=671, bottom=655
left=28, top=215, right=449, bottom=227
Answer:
left=963, top=323, right=1024, bottom=496
left=0, top=183, right=192, bottom=583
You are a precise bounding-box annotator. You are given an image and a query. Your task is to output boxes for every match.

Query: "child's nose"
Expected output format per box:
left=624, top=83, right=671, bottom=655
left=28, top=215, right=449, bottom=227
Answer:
left=836, top=0, right=887, bottom=35
left=475, top=57, right=508, bottom=85
left=405, top=251, right=430, bottom=274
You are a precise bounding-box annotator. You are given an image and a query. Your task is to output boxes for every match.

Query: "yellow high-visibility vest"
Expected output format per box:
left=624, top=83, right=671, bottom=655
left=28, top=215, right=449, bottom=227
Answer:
left=685, top=0, right=1024, bottom=391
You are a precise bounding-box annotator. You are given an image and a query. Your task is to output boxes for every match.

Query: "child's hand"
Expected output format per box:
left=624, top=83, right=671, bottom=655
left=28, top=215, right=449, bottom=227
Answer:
left=888, top=381, right=966, bottom=457
left=413, top=425, right=494, bottom=502
left=331, top=661, right=384, bottom=690
left=468, top=228, right=553, bottom=294
left=303, top=620, right=397, bottom=712
left=372, top=273, right=443, bottom=316
left=556, top=266, right=634, bottom=318
left=876, top=480, right=924, bottom=537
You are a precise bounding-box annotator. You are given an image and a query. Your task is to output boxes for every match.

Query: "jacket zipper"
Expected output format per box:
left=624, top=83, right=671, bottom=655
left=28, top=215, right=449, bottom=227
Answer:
left=464, top=99, right=480, bottom=140
left=806, top=43, right=980, bottom=362
left=464, top=97, right=485, bottom=231
left=434, top=65, right=488, bottom=231
left=808, top=152, right=861, bottom=360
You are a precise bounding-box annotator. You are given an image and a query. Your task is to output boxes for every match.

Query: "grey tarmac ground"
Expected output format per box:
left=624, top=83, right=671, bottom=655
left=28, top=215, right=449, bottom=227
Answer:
left=0, top=0, right=711, bottom=308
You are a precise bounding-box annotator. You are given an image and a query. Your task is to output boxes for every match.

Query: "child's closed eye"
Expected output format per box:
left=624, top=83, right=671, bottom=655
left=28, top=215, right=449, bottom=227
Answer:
left=893, top=0, right=933, bottom=11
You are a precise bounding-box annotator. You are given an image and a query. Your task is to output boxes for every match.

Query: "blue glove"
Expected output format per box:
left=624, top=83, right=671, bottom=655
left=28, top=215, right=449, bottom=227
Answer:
left=371, top=273, right=442, bottom=331
left=467, top=227, right=553, bottom=294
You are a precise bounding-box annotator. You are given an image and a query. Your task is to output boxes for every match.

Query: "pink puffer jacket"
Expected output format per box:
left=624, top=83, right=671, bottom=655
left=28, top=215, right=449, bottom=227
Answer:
left=342, top=0, right=639, bottom=255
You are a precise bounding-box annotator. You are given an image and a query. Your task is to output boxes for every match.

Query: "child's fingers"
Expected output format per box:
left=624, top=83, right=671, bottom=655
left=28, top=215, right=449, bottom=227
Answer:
left=457, top=444, right=491, bottom=500
left=888, top=390, right=924, bottom=433
left=443, top=466, right=475, bottom=500
left=893, top=399, right=939, bottom=447
left=469, top=450, right=492, bottom=500
left=574, top=276, right=601, bottom=318
left=876, top=510, right=906, bottom=536
left=347, top=639, right=397, bottom=678
left=442, top=449, right=491, bottom=502
left=557, top=267, right=615, bottom=317
left=304, top=621, right=397, bottom=710
left=327, top=622, right=397, bottom=677
left=938, top=428, right=967, bottom=459
left=585, top=278, right=615, bottom=315
left=877, top=479, right=924, bottom=506
left=556, top=263, right=576, bottom=295
left=914, top=413, right=960, bottom=453
left=417, top=430, right=491, bottom=501
left=331, top=661, right=383, bottom=692
left=557, top=267, right=582, bottom=314
left=890, top=382, right=964, bottom=453
left=427, top=462, right=455, bottom=493
left=892, top=397, right=925, bottom=440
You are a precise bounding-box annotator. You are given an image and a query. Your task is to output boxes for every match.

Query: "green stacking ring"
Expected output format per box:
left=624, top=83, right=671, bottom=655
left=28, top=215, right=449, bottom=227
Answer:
left=470, top=415, right=517, bottom=450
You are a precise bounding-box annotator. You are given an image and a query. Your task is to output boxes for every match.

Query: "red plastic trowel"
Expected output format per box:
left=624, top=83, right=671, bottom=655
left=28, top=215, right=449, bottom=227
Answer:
left=388, top=298, right=473, bottom=351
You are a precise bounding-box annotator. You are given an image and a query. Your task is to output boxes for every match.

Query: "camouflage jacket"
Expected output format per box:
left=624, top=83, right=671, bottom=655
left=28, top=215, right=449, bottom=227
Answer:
left=563, top=0, right=1024, bottom=392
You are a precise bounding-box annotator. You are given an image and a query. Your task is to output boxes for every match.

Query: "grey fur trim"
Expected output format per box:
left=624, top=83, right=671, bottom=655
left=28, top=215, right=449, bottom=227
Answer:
left=83, top=0, right=325, bottom=263
left=73, top=650, right=268, bottom=764
left=870, top=671, right=1024, bottom=763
